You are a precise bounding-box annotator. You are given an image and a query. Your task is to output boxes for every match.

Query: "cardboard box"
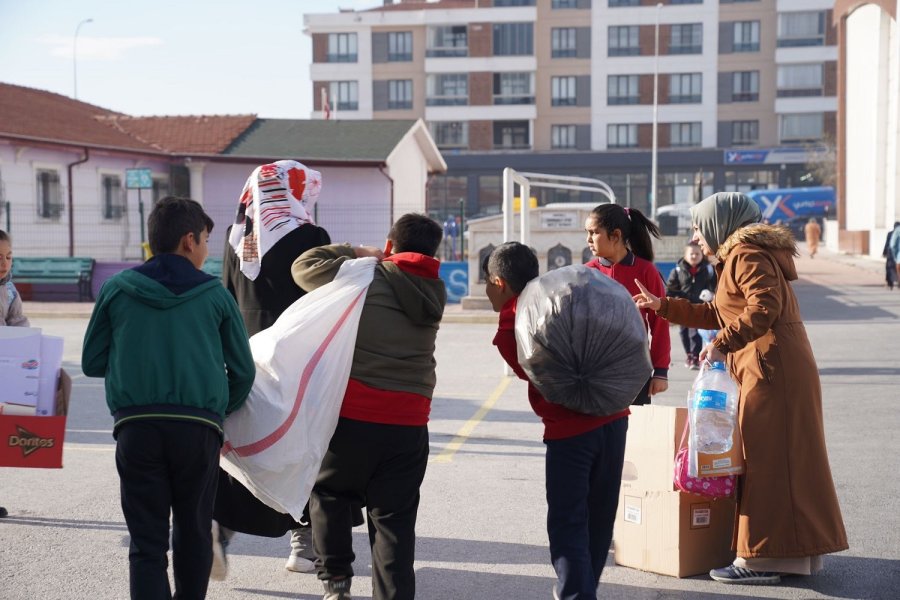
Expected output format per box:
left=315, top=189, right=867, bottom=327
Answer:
left=0, top=370, right=71, bottom=469
left=621, top=405, right=688, bottom=492
left=613, top=489, right=737, bottom=577
left=694, top=420, right=744, bottom=478
left=621, top=405, right=742, bottom=491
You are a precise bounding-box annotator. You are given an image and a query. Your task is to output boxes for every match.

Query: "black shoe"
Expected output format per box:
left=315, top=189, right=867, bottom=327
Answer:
left=709, top=564, right=781, bottom=584
left=0, top=506, right=7, bottom=518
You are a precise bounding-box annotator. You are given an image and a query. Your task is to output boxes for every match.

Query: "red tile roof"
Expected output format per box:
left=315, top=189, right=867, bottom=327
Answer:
left=96, top=115, right=257, bottom=154
left=0, top=82, right=256, bottom=155
left=0, top=83, right=159, bottom=151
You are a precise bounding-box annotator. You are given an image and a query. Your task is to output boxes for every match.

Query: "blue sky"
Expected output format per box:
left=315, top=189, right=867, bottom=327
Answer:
left=0, top=0, right=381, bottom=118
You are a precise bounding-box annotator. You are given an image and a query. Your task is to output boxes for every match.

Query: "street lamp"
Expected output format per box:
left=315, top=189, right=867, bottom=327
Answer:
left=73, top=18, right=93, bottom=99
left=650, top=2, right=662, bottom=221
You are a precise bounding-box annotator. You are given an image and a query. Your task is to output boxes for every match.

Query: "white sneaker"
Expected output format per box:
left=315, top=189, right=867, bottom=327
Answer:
left=285, top=554, right=316, bottom=573
left=210, top=520, right=228, bottom=581
left=285, top=526, right=317, bottom=573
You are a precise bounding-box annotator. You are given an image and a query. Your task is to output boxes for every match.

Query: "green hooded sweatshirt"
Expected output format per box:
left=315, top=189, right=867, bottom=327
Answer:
left=82, top=255, right=255, bottom=436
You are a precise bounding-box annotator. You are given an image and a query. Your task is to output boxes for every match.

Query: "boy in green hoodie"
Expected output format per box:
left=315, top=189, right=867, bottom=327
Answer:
left=82, top=196, right=255, bottom=600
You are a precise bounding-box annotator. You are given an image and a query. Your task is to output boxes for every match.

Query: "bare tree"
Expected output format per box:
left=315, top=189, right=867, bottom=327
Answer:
left=804, top=135, right=836, bottom=187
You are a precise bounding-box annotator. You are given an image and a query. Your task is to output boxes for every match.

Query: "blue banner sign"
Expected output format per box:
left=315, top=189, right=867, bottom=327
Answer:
left=125, top=168, right=153, bottom=190
left=439, top=262, right=468, bottom=304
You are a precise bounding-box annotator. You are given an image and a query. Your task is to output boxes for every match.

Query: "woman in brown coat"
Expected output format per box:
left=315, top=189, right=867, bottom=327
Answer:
left=634, top=192, right=848, bottom=584
left=804, top=218, right=822, bottom=258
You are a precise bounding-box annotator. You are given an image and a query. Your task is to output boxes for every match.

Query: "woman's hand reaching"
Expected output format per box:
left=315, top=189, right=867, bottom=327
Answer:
left=633, top=279, right=661, bottom=312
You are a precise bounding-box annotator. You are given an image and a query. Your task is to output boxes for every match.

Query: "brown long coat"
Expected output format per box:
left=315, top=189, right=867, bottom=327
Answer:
left=658, top=224, right=848, bottom=559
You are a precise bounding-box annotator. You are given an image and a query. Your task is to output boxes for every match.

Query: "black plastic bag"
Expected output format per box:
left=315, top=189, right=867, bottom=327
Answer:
left=515, top=265, right=652, bottom=415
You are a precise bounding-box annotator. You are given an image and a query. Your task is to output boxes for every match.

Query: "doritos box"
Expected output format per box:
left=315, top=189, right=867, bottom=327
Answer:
left=0, top=369, right=71, bottom=468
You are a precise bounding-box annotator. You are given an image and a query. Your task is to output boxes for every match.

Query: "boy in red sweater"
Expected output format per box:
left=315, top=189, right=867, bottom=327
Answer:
left=484, top=242, right=629, bottom=600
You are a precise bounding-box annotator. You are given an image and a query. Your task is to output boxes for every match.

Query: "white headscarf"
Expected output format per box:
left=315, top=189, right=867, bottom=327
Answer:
left=228, top=160, right=322, bottom=280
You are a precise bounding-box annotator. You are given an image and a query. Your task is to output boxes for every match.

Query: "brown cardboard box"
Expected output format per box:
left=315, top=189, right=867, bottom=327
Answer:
left=613, top=489, right=737, bottom=577
left=0, top=370, right=71, bottom=469
left=621, top=405, right=743, bottom=492
left=620, top=405, right=687, bottom=492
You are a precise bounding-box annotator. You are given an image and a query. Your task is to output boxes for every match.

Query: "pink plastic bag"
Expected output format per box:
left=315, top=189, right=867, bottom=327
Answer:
left=673, top=420, right=736, bottom=499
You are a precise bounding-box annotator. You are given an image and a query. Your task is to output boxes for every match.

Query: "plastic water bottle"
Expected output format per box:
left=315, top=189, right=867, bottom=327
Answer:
left=690, top=361, right=739, bottom=454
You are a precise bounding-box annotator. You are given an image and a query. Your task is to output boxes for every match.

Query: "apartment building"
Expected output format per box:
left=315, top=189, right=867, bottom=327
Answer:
left=305, top=0, right=837, bottom=224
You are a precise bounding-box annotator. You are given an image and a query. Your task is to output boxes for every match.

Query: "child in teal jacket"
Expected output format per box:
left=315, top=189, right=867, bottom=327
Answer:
left=82, top=197, right=254, bottom=599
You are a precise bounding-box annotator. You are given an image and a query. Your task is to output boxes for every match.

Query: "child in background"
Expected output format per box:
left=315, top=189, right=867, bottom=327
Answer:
left=0, top=230, right=28, bottom=328
left=82, top=197, right=255, bottom=600
left=666, top=242, right=716, bottom=370
left=485, top=242, right=629, bottom=600
left=584, top=204, right=670, bottom=405
left=0, top=228, right=29, bottom=519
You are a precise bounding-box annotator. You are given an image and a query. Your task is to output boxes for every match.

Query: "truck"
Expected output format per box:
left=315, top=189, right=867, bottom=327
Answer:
left=745, top=186, right=835, bottom=237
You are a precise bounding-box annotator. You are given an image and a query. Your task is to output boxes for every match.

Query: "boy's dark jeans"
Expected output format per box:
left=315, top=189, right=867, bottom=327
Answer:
left=679, top=326, right=702, bottom=357
left=545, top=417, right=628, bottom=600
left=310, top=417, right=428, bottom=600
left=115, top=420, right=221, bottom=600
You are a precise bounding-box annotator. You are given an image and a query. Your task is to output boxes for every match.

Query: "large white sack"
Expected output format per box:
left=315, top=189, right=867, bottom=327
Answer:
left=220, top=257, right=376, bottom=522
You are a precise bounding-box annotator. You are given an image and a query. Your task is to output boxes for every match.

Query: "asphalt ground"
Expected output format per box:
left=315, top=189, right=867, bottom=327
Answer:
left=1, top=246, right=898, bottom=600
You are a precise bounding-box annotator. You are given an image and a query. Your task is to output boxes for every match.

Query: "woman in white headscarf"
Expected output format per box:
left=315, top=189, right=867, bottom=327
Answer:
left=216, top=160, right=332, bottom=578
left=634, top=192, right=848, bottom=585
left=223, top=160, right=330, bottom=336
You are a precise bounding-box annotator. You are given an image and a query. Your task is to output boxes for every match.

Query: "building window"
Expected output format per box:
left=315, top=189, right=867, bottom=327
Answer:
left=427, top=25, right=467, bottom=57
left=724, top=169, right=777, bottom=194
left=608, top=75, right=639, bottom=105
left=493, top=23, right=533, bottom=56
left=552, top=0, right=578, bottom=8
left=388, top=32, right=413, bottom=62
left=329, top=81, right=358, bottom=111
left=609, top=26, right=639, bottom=57
left=426, top=73, right=468, bottom=106
left=609, top=0, right=639, bottom=6
left=494, top=121, right=530, bottom=149
left=670, top=24, right=702, bottom=54
left=35, top=168, right=62, bottom=219
left=733, top=21, right=760, bottom=52
left=388, top=80, right=413, bottom=109
left=670, top=122, right=702, bottom=147
left=327, top=33, right=357, bottom=63
left=778, top=11, right=826, bottom=47
left=777, top=64, right=823, bottom=97
left=607, top=124, right=637, bottom=149
left=732, top=71, right=759, bottom=102
left=493, top=72, right=534, bottom=105
left=780, top=113, right=824, bottom=142
left=101, top=174, right=125, bottom=220
left=551, top=76, right=577, bottom=106
left=430, top=121, right=469, bottom=149
left=552, top=28, right=577, bottom=58
left=494, top=0, right=536, bottom=5
left=669, top=73, right=702, bottom=103
left=552, top=125, right=577, bottom=149
left=151, top=176, right=169, bottom=204
left=731, top=120, right=759, bottom=146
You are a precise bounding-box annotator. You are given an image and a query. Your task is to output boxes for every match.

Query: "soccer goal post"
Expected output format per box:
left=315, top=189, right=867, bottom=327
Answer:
left=501, top=168, right=617, bottom=245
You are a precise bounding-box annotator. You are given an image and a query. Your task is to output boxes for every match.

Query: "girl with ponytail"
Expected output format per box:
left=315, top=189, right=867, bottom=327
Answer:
left=584, top=204, right=670, bottom=404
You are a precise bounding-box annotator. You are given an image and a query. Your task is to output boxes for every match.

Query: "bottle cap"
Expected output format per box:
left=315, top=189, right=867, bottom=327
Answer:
left=710, top=361, right=726, bottom=370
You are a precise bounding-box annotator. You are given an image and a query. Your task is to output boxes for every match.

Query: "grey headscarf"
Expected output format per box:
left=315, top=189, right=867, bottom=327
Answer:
left=690, top=192, right=761, bottom=255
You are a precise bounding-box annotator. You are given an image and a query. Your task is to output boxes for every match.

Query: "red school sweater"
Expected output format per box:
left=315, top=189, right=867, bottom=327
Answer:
left=492, top=297, right=628, bottom=441
left=586, top=253, right=671, bottom=378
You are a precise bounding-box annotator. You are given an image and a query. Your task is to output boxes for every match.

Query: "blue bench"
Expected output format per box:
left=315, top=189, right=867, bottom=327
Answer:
left=12, top=257, right=96, bottom=301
